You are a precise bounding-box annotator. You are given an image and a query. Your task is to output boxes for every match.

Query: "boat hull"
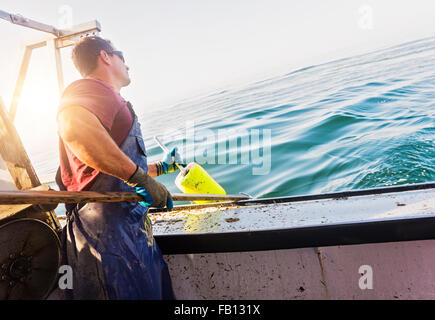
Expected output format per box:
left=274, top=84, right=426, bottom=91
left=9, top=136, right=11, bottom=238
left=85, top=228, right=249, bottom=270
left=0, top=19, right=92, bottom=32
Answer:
left=151, top=183, right=435, bottom=299
left=163, top=239, right=435, bottom=299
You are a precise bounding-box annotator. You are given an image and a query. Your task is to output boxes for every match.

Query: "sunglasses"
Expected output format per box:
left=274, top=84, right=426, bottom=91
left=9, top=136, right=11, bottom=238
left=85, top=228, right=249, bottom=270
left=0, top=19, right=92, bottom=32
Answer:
left=108, top=50, right=125, bottom=63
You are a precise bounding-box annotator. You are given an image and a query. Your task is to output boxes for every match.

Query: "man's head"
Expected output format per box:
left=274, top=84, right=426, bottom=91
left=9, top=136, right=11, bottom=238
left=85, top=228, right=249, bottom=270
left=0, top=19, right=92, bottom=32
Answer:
left=71, top=36, right=130, bottom=88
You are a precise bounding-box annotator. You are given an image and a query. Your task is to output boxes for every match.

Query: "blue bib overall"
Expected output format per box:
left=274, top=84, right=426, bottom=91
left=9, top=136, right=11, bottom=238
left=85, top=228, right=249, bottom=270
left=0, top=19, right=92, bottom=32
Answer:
left=58, top=107, right=174, bottom=300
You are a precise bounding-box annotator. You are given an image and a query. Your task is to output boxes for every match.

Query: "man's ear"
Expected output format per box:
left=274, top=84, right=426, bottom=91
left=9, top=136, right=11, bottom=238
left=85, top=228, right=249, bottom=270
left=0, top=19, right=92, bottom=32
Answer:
left=98, top=50, right=112, bottom=66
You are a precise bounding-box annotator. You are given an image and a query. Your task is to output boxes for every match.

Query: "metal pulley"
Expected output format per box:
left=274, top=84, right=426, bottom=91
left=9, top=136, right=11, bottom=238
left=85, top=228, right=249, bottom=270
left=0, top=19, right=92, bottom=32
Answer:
left=0, top=218, right=61, bottom=300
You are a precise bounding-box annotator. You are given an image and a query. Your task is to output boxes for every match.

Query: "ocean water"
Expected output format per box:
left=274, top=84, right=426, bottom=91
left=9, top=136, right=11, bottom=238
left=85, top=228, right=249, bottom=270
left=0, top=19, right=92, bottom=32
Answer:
left=39, top=36, right=434, bottom=209
left=140, top=36, right=435, bottom=199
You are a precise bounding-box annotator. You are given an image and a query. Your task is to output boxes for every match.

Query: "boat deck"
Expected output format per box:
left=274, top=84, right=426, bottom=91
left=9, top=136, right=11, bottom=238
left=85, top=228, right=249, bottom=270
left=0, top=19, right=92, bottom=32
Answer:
left=150, top=184, right=435, bottom=254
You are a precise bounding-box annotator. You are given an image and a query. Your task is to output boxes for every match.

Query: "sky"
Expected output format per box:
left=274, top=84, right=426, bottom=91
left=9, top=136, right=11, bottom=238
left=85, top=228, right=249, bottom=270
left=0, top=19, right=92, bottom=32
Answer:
left=1, top=0, right=435, bottom=151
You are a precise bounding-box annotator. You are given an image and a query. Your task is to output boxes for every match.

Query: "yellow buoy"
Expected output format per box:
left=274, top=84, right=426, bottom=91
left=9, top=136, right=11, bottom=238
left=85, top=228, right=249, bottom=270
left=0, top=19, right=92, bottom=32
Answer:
left=175, top=162, right=226, bottom=204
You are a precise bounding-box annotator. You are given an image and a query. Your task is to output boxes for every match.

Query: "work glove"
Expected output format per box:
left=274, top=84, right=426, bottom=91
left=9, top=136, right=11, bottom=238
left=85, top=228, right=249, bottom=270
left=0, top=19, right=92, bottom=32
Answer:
left=125, top=166, right=173, bottom=210
left=156, top=146, right=185, bottom=175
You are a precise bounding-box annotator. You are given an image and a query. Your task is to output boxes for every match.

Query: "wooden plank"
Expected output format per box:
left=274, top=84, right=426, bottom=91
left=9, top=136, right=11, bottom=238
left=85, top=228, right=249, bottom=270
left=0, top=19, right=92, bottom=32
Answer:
left=0, top=185, right=49, bottom=221
left=0, top=97, right=60, bottom=229
left=0, top=190, right=250, bottom=205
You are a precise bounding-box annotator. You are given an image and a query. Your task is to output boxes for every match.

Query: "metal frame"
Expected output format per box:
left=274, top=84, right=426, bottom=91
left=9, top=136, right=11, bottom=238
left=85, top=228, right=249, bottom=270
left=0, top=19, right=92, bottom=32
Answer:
left=1, top=9, right=101, bottom=121
left=0, top=10, right=62, bottom=36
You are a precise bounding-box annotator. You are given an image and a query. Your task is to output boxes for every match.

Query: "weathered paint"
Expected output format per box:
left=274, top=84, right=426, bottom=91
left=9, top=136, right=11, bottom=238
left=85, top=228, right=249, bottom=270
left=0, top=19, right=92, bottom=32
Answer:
left=150, top=188, right=435, bottom=299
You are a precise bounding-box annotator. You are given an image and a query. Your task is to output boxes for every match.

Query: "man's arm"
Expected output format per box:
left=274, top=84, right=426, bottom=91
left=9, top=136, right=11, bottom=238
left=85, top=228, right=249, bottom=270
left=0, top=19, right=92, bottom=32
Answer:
left=147, top=163, right=159, bottom=178
left=57, top=105, right=137, bottom=180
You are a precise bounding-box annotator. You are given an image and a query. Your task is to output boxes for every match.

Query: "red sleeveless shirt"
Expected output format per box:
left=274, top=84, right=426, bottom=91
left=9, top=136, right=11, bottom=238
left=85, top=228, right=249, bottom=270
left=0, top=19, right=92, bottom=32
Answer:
left=57, top=78, right=133, bottom=191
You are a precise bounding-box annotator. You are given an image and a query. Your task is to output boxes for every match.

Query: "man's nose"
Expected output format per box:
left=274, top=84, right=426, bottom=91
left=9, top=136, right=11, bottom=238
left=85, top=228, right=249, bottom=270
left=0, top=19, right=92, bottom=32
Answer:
left=126, top=65, right=130, bottom=71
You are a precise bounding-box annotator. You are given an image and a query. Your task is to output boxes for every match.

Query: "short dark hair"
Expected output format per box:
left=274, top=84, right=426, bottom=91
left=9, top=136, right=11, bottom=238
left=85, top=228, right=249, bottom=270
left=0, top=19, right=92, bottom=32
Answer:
left=71, top=36, right=113, bottom=76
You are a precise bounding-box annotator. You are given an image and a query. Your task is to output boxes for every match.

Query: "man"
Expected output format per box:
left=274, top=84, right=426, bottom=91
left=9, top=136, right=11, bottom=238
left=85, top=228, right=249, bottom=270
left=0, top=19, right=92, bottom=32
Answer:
left=56, top=36, right=181, bottom=299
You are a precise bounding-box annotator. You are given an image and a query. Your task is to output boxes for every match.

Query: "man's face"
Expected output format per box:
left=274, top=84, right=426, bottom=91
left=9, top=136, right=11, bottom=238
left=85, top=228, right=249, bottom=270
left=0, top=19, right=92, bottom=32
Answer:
left=108, top=45, right=131, bottom=87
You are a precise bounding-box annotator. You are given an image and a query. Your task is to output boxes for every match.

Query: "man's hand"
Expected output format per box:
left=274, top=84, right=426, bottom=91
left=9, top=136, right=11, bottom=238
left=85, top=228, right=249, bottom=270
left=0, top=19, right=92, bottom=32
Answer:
left=159, top=146, right=185, bottom=175
left=125, top=166, right=173, bottom=210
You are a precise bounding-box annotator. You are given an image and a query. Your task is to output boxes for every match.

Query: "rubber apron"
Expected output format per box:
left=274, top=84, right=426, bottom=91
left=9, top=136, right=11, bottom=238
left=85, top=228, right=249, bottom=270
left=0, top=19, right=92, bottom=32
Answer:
left=58, top=107, right=174, bottom=300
